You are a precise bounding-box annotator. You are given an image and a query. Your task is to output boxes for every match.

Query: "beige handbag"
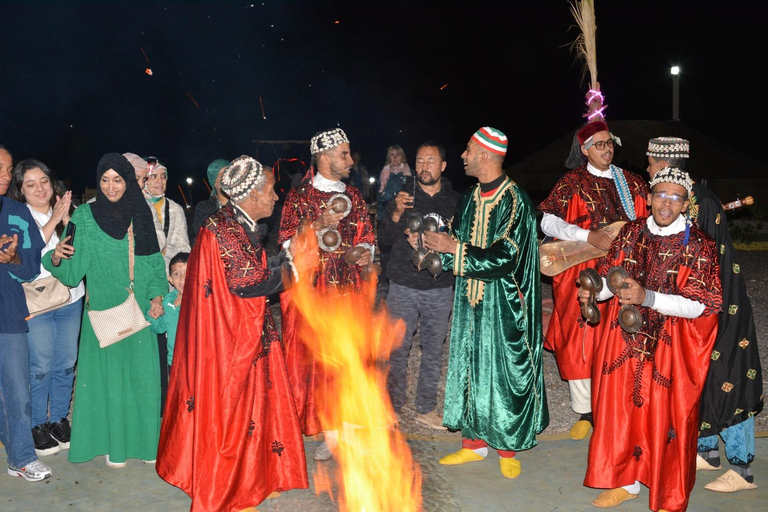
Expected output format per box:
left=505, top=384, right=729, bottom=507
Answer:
left=87, top=223, right=151, bottom=349
left=23, top=275, right=71, bottom=318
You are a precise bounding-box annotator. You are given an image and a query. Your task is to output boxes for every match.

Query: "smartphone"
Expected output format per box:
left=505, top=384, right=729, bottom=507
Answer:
left=402, top=175, right=416, bottom=206
left=64, top=222, right=76, bottom=245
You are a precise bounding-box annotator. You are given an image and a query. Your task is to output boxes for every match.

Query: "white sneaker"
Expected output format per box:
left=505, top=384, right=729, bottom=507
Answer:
left=105, top=455, right=127, bottom=468
left=7, top=460, right=52, bottom=482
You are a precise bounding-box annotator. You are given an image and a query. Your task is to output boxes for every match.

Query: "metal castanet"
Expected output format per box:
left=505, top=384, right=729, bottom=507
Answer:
left=578, top=268, right=603, bottom=324
left=606, top=266, right=645, bottom=333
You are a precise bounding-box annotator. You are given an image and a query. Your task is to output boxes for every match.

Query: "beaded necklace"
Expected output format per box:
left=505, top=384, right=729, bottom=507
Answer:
left=610, top=164, right=636, bottom=221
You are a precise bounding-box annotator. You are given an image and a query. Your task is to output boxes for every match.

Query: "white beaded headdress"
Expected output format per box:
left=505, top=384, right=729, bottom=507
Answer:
left=310, top=128, right=349, bottom=155
left=649, top=166, right=693, bottom=197
left=220, top=155, right=266, bottom=203
left=646, top=137, right=690, bottom=159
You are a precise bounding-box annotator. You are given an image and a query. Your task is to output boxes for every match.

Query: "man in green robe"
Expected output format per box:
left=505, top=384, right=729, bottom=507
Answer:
left=423, top=127, right=548, bottom=479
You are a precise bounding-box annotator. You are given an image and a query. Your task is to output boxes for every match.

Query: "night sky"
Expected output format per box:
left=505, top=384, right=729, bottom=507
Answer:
left=2, top=1, right=765, bottom=203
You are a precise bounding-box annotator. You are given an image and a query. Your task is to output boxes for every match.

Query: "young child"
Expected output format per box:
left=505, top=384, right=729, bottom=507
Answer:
left=148, top=252, right=188, bottom=373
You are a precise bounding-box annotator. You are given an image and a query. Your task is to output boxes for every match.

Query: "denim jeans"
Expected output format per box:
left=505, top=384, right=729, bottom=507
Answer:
left=0, top=332, right=37, bottom=469
left=386, top=282, right=453, bottom=414
left=27, top=298, right=83, bottom=427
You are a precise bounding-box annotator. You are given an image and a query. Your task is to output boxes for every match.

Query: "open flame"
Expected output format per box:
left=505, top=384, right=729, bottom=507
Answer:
left=289, top=228, right=422, bottom=511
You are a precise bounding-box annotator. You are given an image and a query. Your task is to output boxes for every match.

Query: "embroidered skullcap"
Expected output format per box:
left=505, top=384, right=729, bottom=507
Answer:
left=646, top=137, right=690, bottom=159
left=220, top=155, right=266, bottom=203
left=471, top=127, right=508, bottom=156
left=206, top=159, right=230, bottom=189
left=122, top=153, right=148, bottom=175
left=649, top=166, right=692, bottom=197
left=310, top=128, right=350, bottom=155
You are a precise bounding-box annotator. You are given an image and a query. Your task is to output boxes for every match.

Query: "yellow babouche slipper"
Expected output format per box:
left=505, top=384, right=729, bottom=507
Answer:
left=696, top=454, right=722, bottom=471
left=592, top=488, right=639, bottom=508
left=704, top=469, right=758, bottom=492
left=570, top=419, right=592, bottom=440
left=439, top=448, right=484, bottom=465
left=499, top=457, right=521, bottom=479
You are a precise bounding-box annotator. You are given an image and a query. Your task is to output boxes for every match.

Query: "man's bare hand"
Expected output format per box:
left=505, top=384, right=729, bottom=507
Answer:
left=587, top=228, right=614, bottom=251
left=315, top=209, right=344, bottom=231
left=355, top=249, right=372, bottom=267
left=617, top=277, right=646, bottom=305
left=391, top=191, right=414, bottom=223
left=423, top=231, right=456, bottom=254
left=0, top=234, right=19, bottom=264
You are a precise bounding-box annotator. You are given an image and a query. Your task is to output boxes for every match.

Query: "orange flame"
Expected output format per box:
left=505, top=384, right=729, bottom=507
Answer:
left=289, top=228, right=422, bottom=512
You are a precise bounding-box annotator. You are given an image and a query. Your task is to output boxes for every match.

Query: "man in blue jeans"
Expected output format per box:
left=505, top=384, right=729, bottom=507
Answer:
left=379, top=141, right=460, bottom=429
left=1, top=186, right=50, bottom=481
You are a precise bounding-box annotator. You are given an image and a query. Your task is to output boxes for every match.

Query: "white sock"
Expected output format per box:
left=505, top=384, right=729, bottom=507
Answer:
left=622, top=481, right=641, bottom=495
left=471, top=447, right=488, bottom=457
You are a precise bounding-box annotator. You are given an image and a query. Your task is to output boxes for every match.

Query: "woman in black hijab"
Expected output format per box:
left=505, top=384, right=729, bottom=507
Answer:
left=43, top=153, right=169, bottom=468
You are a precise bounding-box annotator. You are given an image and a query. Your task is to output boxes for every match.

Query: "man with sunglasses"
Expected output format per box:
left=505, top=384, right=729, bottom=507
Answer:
left=578, top=167, right=721, bottom=511
left=539, top=121, right=649, bottom=440
left=647, top=138, right=762, bottom=493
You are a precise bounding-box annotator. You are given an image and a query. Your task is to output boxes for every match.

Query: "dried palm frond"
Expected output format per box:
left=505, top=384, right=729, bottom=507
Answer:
left=568, top=0, right=598, bottom=90
left=567, top=0, right=606, bottom=122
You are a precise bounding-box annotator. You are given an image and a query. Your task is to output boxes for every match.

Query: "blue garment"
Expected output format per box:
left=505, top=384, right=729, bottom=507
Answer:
left=0, top=332, right=37, bottom=469
left=147, top=288, right=181, bottom=367
left=27, top=298, right=83, bottom=426
left=698, top=417, right=755, bottom=466
left=1, top=196, right=44, bottom=469
left=0, top=196, right=45, bottom=333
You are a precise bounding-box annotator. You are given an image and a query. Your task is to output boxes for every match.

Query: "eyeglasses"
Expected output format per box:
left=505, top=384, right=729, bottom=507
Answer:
left=591, top=140, right=615, bottom=151
left=651, top=191, right=687, bottom=205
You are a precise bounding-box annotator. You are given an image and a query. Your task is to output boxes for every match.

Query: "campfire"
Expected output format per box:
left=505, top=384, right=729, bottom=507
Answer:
left=290, top=230, right=423, bottom=511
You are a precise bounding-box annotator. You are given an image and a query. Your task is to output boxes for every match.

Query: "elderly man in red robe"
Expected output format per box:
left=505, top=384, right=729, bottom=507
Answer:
left=539, top=121, right=648, bottom=439
left=156, top=156, right=309, bottom=512
left=579, top=167, right=722, bottom=512
left=278, top=127, right=375, bottom=461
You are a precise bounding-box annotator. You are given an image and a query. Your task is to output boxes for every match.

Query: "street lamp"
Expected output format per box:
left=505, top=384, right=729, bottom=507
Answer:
left=186, top=177, right=194, bottom=208
left=671, top=66, right=680, bottom=121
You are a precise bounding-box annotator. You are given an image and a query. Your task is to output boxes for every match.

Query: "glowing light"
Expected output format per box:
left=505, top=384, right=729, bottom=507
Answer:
left=587, top=106, right=607, bottom=120
left=671, top=66, right=680, bottom=75
left=586, top=89, right=603, bottom=104
left=186, top=177, right=193, bottom=185
left=368, top=177, right=376, bottom=184
left=145, top=69, right=153, bottom=76
left=259, top=96, right=266, bottom=120
left=440, top=83, right=448, bottom=90
left=335, top=20, right=340, bottom=24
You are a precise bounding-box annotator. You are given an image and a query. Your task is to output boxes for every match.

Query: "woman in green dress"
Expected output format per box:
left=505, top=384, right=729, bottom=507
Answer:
left=44, top=153, right=167, bottom=467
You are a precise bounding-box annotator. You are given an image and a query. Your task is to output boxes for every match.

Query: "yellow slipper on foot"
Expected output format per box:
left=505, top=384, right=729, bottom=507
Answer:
left=570, top=419, right=592, bottom=440
left=267, top=491, right=281, bottom=499
left=439, top=448, right=484, bottom=465
left=592, top=488, right=638, bottom=508
left=499, top=457, right=521, bottom=479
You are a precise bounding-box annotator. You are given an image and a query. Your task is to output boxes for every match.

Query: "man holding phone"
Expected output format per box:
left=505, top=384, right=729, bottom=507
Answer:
left=378, top=141, right=459, bottom=429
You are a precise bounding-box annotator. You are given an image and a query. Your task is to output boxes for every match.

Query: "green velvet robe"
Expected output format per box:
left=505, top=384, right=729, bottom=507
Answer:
left=441, top=178, right=549, bottom=451
left=43, top=204, right=168, bottom=463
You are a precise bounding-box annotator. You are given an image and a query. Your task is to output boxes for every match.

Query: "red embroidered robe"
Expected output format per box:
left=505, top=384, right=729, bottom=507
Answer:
left=538, top=167, right=648, bottom=379
left=584, top=219, right=722, bottom=512
left=156, top=206, right=307, bottom=512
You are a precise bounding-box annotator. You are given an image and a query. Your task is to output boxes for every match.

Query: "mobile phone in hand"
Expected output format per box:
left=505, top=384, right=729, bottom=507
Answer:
left=402, top=175, right=416, bottom=206
left=64, top=222, right=76, bottom=245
